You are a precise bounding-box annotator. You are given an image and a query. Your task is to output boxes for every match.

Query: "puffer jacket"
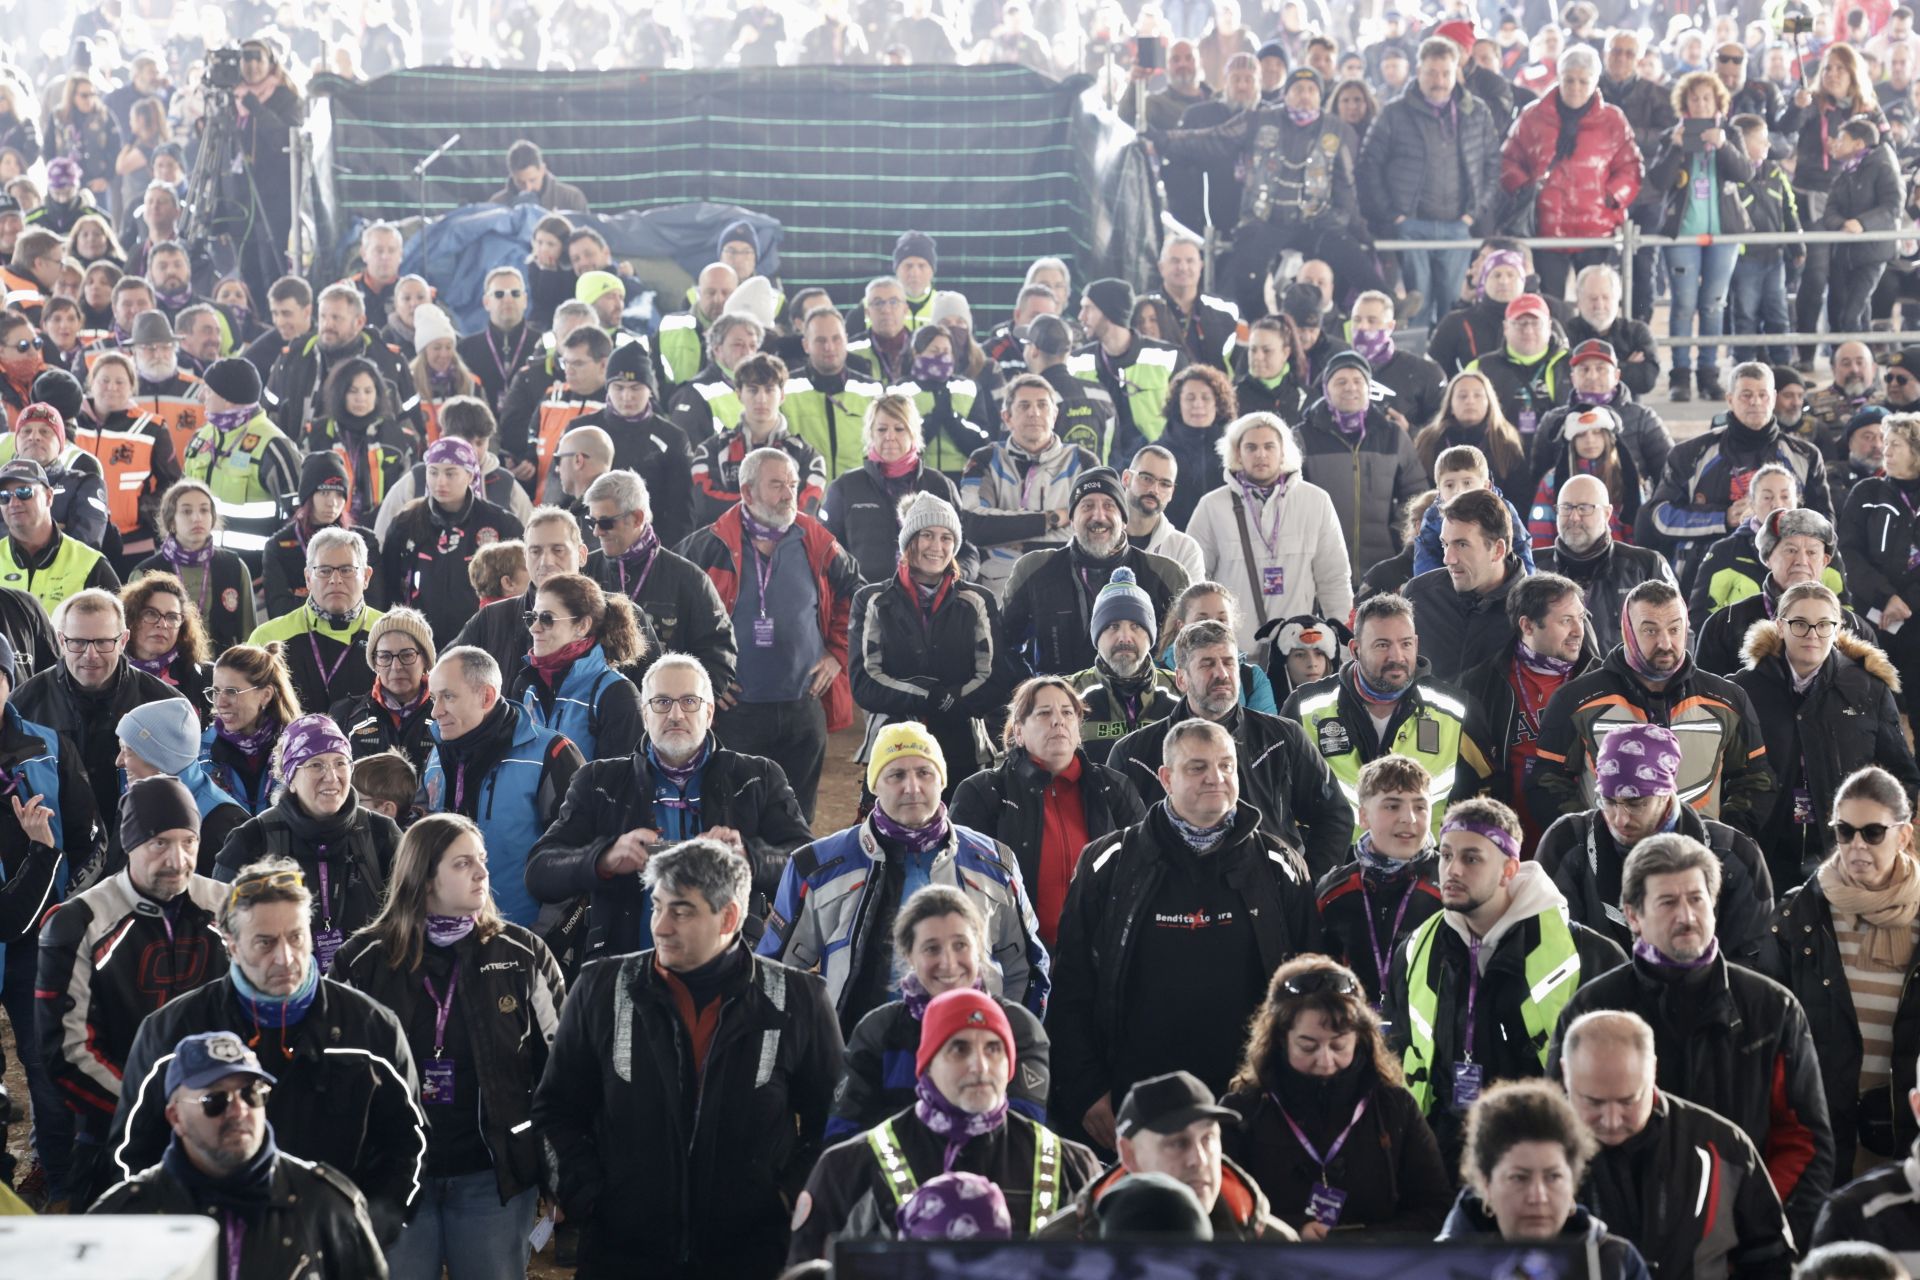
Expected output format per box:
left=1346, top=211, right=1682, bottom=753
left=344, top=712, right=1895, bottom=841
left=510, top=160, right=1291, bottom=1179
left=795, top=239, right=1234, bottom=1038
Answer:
left=1732, top=622, right=1920, bottom=887
left=850, top=567, right=1022, bottom=787
left=1533, top=803, right=1775, bottom=966
left=1499, top=88, right=1645, bottom=239
left=1186, top=473, right=1356, bottom=656
left=826, top=994, right=1050, bottom=1140
left=758, top=815, right=1050, bottom=1031
left=1293, top=401, right=1427, bottom=577
left=1439, top=1191, right=1653, bottom=1280
left=1811, top=1138, right=1920, bottom=1261
left=1695, top=578, right=1875, bottom=678
left=1820, top=141, right=1906, bottom=267
left=1549, top=947, right=1836, bottom=1246
left=948, top=748, right=1145, bottom=903
left=820, top=461, right=972, bottom=585
left=1106, top=702, right=1352, bottom=877
left=1358, top=82, right=1503, bottom=236
left=1760, top=871, right=1920, bottom=1175
left=958, top=436, right=1102, bottom=595
left=1687, top=522, right=1850, bottom=619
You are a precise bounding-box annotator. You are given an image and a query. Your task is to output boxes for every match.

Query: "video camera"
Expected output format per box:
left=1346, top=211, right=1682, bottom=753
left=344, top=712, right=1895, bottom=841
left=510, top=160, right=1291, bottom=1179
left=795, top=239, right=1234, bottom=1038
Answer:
left=1779, top=12, right=1815, bottom=34
left=202, top=46, right=244, bottom=91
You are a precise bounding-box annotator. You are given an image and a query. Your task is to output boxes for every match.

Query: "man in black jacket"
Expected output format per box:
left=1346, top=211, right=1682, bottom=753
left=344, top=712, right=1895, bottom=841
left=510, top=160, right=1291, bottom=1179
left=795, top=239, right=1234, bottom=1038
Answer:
left=1547, top=834, right=1834, bottom=1246
left=1536, top=473, right=1677, bottom=655
left=1694, top=506, right=1872, bottom=676
left=263, top=282, right=422, bottom=440
left=534, top=838, right=841, bottom=1279
left=1002, top=467, right=1188, bottom=678
left=455, top=265, right=536, bottom=413
left=527, top=653, right=810, bottom=963
left=564, top=340, right=696, bottom=549
left=1107, top=619, right=1351, bottom=876
left=102, top=856, right=426, bottom=1238
left=1561, top=1010, right=1793, bottom=1280
left=90, top=1031, right=389, bottom=1280
left=1812, top=1083, right=1920, bottom=1260
left=1403, top=488, right=1528, bottom=682
left=1533, top=723, right=1775, bottom=965
left=1563, top=265, right=1661, bottom=400
left=1049, top=717, right=1317, bottom=1152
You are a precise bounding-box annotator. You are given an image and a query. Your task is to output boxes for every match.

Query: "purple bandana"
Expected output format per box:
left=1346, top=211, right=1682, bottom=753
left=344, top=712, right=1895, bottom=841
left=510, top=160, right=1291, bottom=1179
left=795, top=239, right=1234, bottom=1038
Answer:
left=872, top=802, right=951, bottom=857
left=1595, top=723, right=1682, bottom=799
left=1352, top=327, right=1394, bottom=367
left=896, top=1170, right=1014, bottom=1240
left=1287, top=106, right=1320, bottom=125
left=1439, top=816, right=1520, bottom=860
left=159, top=536, right=215, bottom=570
left=215, top=716, right=279, bottom=758
left=423, top=437, right=480, bottom=473
left=900, top=971, right=988, bottom=1021
left=913, top=1072, right=1008, bottom=1172
left=1332, top=407, right=1368, bottom=436
left=208, top=404, right=257, bottom=432
left=1477, top=249, right=1526, bottom=298
left=276, top=713, right=352, bottom=784
left=426, top=914, right=476, bottom=946
left=129, top=648, right=177, bottom=679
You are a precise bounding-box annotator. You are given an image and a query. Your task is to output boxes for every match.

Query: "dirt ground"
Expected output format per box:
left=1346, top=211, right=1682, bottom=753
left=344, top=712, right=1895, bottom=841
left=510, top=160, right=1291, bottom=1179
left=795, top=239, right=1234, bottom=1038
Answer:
left=2, top=725, right=871, bottom=1275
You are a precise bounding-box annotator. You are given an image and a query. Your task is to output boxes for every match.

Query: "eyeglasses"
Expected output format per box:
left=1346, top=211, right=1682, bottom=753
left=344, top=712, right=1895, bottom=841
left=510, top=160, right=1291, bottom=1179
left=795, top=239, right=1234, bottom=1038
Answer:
left=308, top=563, right=359, bottom=581
left=226, top=866, right=304, bottom=910
left=195, top=1082, right=271, bottom=1117
left=1279, top=969, right=1361, bottom=999
left=1716, top=53, right=1746, bottom=63
left=868, top=298, right=905, bottom=310
left=489, top=288, right=524, bottom=299
left=590, top=513, right=630, bottom=532
left=524, top=610, right=580, bottom=630
left=138, top=607, right=183, bottom=628
left=1833, top=820, right=1894, bottom=846
left=1783, top=618, right=1839, bottom=638
left=1, top=484, right=41, bottom=502
left=240, top=50, right=268, bottom=62
left=645, top=694, right=708, bottom=715
left=1556, top=503, right=1601, bottom=518
left=372, top=647, right=423, bottom=667
left=205, top=683, right=262, bottom=702
left=60, top=634, right=122, bottom=654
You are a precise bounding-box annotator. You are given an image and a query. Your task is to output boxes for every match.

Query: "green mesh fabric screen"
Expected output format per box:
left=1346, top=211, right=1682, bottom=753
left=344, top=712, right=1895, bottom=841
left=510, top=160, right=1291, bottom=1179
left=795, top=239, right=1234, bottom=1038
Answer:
left=316, top=64, right=1160, bottom=312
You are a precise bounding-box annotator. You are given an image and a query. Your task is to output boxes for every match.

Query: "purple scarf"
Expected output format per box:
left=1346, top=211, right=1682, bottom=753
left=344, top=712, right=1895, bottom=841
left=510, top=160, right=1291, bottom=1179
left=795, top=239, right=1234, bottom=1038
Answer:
left=156, top=285, right=193, bottom=310
left=872, top=802, right=951, bottom=856
left=426, top=914, right=475, bottom=946
left=129, top=648, right=177, bottom=679
left=900, top=971, right=989, bottom=1020
left=1352, top=327, right=1394, bottom=367
left=738, top=502, right=789, bottom=544
left=650, top=736, right=710, bottom=790
left=1516, top=638, right=1576, bottom=676
left=1287, top=106, right=1320, bottom=125
left=209, top=404, right=257, bottom=432
left=1332, top=406, right=1368, bottom=436
left=615, top=520, right=661, bottom=590
left=159, top=536, right=215, bottom=571
left=1633, top=935, right=1720, bottom=971
left=913, top=1073, right=1008, bottom=1172
left=215, top=716, right=279, bottom=758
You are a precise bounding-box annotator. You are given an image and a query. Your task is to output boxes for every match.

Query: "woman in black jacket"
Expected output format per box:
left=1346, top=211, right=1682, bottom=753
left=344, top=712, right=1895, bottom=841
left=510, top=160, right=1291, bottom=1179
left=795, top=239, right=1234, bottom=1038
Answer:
left=819, top=394, right=973, bottom=584
left=330, top=607, right=437, bottom=777
left=1820, top=120, right=1905, bottom=340
left=525, top=215, right=577, bottom=332
left=199, top=644, right=304, bottom=816
left=949, top=675, right=1145, bottom=946
left=1219, top=956, right=1453, bottom=1238
left=132, top=479, right=257, bottom=652
left=1731, top=583, right=1920, bottom=891
left=825, top=885, right=1048, bottom=1141
left=334, top=813, right=565, bottom=1280
left=1759, top=764, right=1920, bottom=1173
left=214, top=713, right=400, bottom=976
left=848, top=492, right=1019, bottom=799
left=121, top=572, right=211, bottom=721
left=1414, top=369, right=1533, bottom=501
left=1158, top=364, right=1234, bottom=531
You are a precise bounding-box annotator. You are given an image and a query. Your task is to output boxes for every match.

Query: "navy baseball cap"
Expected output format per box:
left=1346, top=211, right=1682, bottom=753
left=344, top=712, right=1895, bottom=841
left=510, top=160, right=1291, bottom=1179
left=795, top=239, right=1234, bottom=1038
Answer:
left=164, top=1031, right=278, bottom=1095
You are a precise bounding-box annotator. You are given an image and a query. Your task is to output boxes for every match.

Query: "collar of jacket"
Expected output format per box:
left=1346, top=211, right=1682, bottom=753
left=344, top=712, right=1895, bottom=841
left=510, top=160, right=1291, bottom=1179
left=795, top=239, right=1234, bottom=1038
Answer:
left=0, top=703, right=46, bottom=768
left=1010, top=746, right=1092, bottom=792
left=221, top=973, right=336, bottom=1061
left=1146, top=796, right=1264, bottom=860
left=1627, top=940, right=1735, bottom=1020
left=1600, top=641, right=1697, bottom=698
left=8, top=528, right=63, bottom=572
left=633, top=733, right=721, bottom=785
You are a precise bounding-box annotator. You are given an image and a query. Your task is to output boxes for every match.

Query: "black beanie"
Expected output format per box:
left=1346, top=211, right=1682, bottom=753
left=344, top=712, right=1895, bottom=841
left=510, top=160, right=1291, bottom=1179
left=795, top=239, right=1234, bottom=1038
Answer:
left=120, top=775, right=200, bottom=850
left=892, top=229, right=938, bottom=271
left=299, top=449, right=350, bottom=506
left=30, top=368, right=84, bottom=423
left=203, top=356, right=262, bottom=406
left=1084, top=278, right=1135, bottom=326
left=605, top=339, right=657, bottom=390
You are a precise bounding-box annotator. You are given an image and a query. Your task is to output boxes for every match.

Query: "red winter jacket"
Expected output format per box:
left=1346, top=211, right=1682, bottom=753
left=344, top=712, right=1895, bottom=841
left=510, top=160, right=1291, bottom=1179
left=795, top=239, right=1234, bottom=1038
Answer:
left=1499, top=88, right=1644, bottom=241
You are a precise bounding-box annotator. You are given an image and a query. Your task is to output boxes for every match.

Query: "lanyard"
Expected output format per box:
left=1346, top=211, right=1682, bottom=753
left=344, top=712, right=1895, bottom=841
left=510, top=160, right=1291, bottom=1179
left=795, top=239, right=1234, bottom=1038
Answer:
left=423, top=967, right=458, bottom=1058
left=750, top=537, right=777, bottom=618
left=1272, top=1095, right=1370, bottom=1184
left=309, top=627, right=354, bottom=697
left=223, top=1212, right=246, bottom=1280
left=617, top=545, right=659, bottom=599
left=1359, top=878, right=1417, bottom=1001
left=1018, top=453, right=1042, bottom=511
left=317, top=862, right=333, bottom=930
left=486, top=325, right=530, bottom=386
left=1463, top=936, right=1483, bottom=1063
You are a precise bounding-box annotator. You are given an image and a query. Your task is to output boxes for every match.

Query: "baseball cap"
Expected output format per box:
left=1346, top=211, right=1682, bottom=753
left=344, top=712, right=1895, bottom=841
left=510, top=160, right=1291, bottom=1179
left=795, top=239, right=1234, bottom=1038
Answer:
left=1114, top=1070, right=1239, bottom=1140
left=1505, top=294, right=1550, bottom=321
left=1569, top=338, right=1617, bottom=367
left=164, top=1030, right=278, bottom=1095
left=0, top=459, right=51, bottom=490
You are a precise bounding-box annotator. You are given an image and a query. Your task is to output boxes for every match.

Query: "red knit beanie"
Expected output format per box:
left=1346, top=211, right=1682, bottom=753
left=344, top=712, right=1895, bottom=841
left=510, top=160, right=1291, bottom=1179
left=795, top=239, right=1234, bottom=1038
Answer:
left=915, top=988, right=1016, bottom=1081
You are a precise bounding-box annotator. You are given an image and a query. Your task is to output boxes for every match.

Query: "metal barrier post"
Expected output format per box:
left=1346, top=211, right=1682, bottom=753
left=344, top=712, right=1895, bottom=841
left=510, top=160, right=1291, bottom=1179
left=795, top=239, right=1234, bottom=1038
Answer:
left=1618, top=220, right=1636, bottom=320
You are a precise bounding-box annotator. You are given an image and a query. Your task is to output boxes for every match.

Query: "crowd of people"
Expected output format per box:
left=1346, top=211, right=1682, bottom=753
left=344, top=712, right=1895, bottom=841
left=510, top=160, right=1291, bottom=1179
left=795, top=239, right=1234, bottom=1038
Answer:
left=15, top=1, right=1920, bottom=1280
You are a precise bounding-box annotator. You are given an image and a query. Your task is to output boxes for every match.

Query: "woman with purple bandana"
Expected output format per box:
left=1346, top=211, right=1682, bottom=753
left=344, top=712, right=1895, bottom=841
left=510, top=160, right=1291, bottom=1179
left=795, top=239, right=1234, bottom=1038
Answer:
left=333, top=813, right=566, bottom=1280
left=212, top=712, right=401, bottom=975
left=380, top=435, right=524, bottom=647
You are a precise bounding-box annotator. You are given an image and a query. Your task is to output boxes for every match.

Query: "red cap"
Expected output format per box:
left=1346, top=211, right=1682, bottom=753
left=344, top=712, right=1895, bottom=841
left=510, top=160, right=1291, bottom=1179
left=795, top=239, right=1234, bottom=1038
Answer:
left=916, top=988, right=1016, bottom=1081
left=1569, top=338, right=1618, bottom=367
left=1436, top=19, right=1478, bottom=52
left=1505, top=293, right=1550, bottom=321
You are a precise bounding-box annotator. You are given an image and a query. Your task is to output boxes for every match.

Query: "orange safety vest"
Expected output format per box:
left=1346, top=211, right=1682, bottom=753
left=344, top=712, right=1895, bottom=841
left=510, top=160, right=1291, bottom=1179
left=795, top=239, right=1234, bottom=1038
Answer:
left=532, top=393, right=600, bottom=498
left=138, top=374, right=207, bottom=463
left=331, top=440, right=394, bottom=515
left=71, top=417, right=157, bottom=535
left=0, top=267, right=43, bottom=314
left=421, top=400, right=443, bottom=445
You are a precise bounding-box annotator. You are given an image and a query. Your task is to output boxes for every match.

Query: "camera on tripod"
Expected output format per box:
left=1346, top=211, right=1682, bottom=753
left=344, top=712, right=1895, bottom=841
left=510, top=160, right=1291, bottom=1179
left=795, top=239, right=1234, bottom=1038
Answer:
left=203, top=46, right=245, bottom=91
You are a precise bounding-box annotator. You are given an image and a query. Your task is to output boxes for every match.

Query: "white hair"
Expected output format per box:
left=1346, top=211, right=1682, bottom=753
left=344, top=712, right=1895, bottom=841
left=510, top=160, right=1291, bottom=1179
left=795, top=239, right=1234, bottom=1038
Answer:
left=1217, top=412, right=1300, bottom=475
left=1560, top=45, right=1602, bottom=78
left=435, top=644, right=502, bottom=693
left=307, top=526, right=368, bottom=571
left=640, top=652, right=716, bottom=704
left=739, top=446, right=798, bottom=493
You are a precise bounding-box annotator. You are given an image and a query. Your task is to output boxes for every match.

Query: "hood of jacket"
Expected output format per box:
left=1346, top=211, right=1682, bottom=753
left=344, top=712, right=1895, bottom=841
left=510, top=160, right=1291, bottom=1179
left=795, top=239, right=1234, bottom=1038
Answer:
left=1442, top=861, right=1571, bottom=966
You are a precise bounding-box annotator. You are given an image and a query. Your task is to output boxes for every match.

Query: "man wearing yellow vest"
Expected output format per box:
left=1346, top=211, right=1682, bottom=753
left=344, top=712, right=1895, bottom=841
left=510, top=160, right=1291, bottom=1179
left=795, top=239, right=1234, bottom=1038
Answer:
left=848, top=277, right=916, bottom=386
left=250, top=525, right=384, bottom=713
left=786, top=306, right=883, bottom=481
left=180, top=357, right=302, bottom=561
left=0, top=400, right=111, bottom=549
left=1383, top=796, right=1624, bottom=1166
left=663, top=312, right=763, bottom=448
left=1069, top=279, right=1185, bottom=465
left=656, top=262, right=736, bottom=391
left=0, top=458, right=120, bottom=613
left=1283, top=593, right=1492, bottom=840
left=789, top=986, right=1100, bottom=1260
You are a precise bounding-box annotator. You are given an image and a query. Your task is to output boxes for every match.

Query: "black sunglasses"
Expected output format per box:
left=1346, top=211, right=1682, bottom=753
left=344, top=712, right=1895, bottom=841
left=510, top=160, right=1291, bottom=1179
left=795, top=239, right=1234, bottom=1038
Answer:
left=1280, top=969, right=1361, bottom=999
left=7, top=338, right=34, bottom=354
left=0, top=484, right=39, bottom=502
left=489, top=288, right=524, bottom=299
left=1833, top=820, right=1894, bottom=846
left=1716, top=53, right=1746, bottom=63
left=524, top=609, right=579, bottom=630
left=590, top=513, right=627, bottom=532
left=195, top=1081, right=270, bottom=1117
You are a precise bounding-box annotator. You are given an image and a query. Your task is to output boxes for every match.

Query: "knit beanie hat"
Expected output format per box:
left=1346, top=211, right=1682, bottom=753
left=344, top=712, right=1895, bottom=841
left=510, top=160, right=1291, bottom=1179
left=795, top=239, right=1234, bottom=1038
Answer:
left=1090, top=566, right=1155, bottom=645
left=276, top=713, right=353, bottom=785
left=118, top=698, right=203, bottom=776
left=1594, top=723, right=1683, bottom=799
left=1771, top=364, right=1805, bottom=391
left=1756, top=506, right=1836, bottom=561
left=410, top=302, right=456, bottom=350
left=867, top=720, right=947, bottom=795
left=1084, top=278, right=1135, bottom=326
left=605, top=339, right=657, bottom=391
left=1322, top=348, right=1372, bottom=388
left=120, top=775, right=200, bottom=849
left=893, top=229, right=938, bottom=272
left=897, top=1172, right=1013, bottom=1241
left=299, top=450, right=350, bottom=506
left=897, top=492, right=962, bottom=554
left=365, top=606, right=437, bottom=673
left=1069, top=466, right=1126, bottom=519
left=29, top=368, right=84, bottom=423
left=929, top=291, right=972, bottom=329
left=724, top=275, right=782, bottom=330
left=717, top=220, right=759, bottom=260
left=574, top=270, right=625, bottom=307
left=915, top=988, right=1016, bottom=1080
left=203, top=356, right=262, bottom=406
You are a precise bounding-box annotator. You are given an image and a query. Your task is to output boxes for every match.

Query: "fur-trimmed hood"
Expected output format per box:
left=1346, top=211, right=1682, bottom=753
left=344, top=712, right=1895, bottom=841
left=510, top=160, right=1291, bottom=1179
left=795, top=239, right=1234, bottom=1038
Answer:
left=1739, top=618, right=1901, bottom=691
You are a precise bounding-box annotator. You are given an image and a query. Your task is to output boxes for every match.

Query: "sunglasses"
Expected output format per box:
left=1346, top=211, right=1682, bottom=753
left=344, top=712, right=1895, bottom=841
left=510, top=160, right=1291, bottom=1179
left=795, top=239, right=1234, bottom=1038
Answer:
left=524, top=610, right=580, bottom=630
left=1716, top=53, right=1746, bottom=63
left=1890, top=373, right=1916, bottom=386
left=1833, top=820, right=1894, bottom=846
left=195, top=1081, right=271, bottom=1117
left=6, top=339, right=34, bottom=354
left=489, top=288, right=524, bottom=299
left=590, top=514, right=628, bottom=532
left=227, top=867, right=304, bottom=910
left=1, top=484, right=40, bottom=502
left=1279, top=969, right=1361, bottom=999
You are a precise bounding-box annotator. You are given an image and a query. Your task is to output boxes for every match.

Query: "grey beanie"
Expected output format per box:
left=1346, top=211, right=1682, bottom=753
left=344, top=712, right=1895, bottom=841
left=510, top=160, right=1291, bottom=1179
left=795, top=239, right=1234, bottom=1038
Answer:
left=117, top=698, right=204, bottom=776
left=897, top=491, right=962, bottom=555
left=1756, top=506, right=1835, bottom=561
left=1090, top=566, right=1156, bottom=644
